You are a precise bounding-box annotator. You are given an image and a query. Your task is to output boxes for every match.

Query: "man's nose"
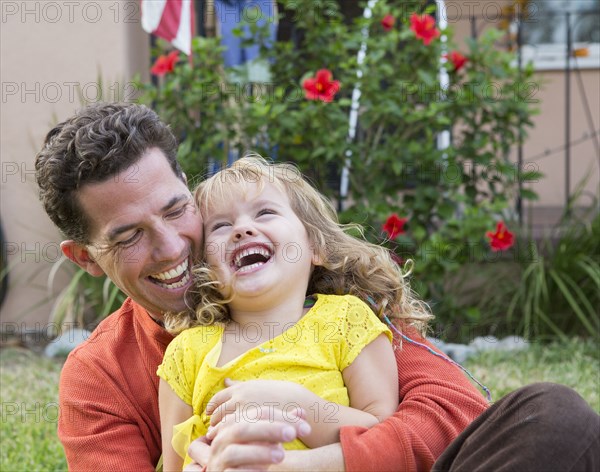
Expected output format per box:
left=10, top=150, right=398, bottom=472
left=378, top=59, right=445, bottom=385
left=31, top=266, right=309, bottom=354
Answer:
left=152, top=226, right=186, bottom=261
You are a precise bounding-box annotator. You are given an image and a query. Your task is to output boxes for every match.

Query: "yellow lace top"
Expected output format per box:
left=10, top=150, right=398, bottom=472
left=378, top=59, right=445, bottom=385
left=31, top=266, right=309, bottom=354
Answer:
left=157, top=294, right=392, bottom=462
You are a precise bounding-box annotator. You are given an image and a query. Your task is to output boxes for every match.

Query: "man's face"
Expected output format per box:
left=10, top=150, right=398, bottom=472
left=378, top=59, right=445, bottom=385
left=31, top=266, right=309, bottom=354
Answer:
left=69, top=148, right=202, bottom=319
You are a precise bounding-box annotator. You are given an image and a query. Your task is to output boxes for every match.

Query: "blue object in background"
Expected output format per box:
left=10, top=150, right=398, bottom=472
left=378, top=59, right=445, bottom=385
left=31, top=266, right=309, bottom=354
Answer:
left=215, top=0, right=277, bottom=67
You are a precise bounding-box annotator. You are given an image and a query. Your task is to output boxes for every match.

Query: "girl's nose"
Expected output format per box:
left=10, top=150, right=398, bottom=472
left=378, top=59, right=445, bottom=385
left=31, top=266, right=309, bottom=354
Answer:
left=234, top=228, right=255, bottom=240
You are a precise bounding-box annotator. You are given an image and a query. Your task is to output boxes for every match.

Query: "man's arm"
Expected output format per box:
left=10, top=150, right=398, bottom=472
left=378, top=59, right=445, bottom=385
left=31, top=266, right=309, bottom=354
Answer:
left=58, top=355, right=159, bottom=472
left=277, top=443, right=345, bottom=471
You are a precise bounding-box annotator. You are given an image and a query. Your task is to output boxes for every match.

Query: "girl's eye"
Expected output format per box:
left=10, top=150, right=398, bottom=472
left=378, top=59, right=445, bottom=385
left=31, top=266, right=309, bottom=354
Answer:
left=257, top=208, right=276, bottom=217
left=211, top=222, right=230, bottom=231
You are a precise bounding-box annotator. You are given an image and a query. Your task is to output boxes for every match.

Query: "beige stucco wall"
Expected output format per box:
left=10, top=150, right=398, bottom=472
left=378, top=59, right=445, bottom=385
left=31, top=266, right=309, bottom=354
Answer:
left=450, top=0, right=600, bottom=220
left=522, top=69, right=599, bottom=209
left=1, top=1, right=149, bottom=330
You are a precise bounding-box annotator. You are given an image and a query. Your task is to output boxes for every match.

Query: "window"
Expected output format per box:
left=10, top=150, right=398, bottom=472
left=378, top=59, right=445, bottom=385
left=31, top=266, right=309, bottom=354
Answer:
left=519, top=0, right=600, bottom=70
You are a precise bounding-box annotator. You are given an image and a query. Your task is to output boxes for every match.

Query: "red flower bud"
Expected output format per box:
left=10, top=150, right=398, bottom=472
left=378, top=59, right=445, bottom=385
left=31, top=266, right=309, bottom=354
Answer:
left=447, top=51, right=468, bottom=72
left=381, top=14, right=395, bottom=31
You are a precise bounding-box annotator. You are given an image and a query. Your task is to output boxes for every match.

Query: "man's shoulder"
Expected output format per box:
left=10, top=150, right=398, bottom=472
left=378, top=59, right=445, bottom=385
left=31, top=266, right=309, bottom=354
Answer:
left=65, top=298, right=138, bottom=363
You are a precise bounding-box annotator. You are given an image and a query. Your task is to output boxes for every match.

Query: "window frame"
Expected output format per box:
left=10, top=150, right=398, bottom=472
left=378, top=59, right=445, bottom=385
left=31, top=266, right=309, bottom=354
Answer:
left=517, top=1, right=600, bottom=71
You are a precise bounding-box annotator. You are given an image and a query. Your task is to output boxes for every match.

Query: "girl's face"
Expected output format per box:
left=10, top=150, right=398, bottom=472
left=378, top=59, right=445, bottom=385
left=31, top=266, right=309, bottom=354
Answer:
left=202, top=180, right=318, bottom=312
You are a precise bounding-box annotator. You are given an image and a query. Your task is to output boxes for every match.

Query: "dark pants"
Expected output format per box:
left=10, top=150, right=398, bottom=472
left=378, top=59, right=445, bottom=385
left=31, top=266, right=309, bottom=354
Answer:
left=433, top=383, right=600, bottom=472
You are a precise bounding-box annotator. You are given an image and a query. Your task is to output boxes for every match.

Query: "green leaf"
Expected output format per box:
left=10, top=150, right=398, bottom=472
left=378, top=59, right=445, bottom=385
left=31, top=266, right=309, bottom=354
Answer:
left=549, top=269, right=597, bottom=336
left=520, top=189, right=539, bottom=201
left=437, top=202, right=455, bottom=219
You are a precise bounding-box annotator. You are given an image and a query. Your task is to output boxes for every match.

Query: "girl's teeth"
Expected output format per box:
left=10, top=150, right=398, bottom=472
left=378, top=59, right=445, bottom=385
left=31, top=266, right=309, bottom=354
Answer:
left=237, top=262, right=265, bottom=273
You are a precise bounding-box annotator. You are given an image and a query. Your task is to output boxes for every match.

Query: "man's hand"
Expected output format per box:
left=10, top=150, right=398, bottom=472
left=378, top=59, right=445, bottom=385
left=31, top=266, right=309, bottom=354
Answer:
left=185, top=405, right=311, bottom=472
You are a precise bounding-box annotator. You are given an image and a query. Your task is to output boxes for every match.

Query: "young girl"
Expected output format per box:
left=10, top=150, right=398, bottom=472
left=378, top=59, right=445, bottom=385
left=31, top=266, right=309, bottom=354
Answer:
left=157, top=156, right=432, bottom=471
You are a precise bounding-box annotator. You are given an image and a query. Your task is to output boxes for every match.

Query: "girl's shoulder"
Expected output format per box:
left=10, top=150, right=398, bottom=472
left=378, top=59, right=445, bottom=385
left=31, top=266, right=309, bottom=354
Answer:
left=313, top=293, right=372, bottom=311
left=170, top=324, right=224, bottom=350
left=308, top=294, right=375, bottom=327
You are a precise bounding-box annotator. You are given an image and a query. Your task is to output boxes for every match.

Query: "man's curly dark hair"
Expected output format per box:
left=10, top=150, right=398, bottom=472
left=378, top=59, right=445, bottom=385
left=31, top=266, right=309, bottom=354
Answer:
left=35, top=102, right=184, bottom=243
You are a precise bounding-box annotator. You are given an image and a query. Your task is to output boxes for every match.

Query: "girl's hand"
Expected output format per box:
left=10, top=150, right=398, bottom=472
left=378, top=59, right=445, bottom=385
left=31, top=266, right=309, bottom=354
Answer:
left=206, top=378, right=309, bottom=427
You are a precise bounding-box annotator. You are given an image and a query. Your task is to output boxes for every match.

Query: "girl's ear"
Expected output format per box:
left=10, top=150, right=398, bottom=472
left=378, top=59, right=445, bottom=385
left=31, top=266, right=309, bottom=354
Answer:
left=311, top=249, right=324, bottom=267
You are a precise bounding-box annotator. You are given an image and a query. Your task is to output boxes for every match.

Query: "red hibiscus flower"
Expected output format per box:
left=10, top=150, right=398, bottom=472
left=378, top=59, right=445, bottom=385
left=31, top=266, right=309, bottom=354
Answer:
left=303, top=69, right=340, bottom=102
left=410, top=13, right=441, bottom=46
left=383, top=214, right=408, bottom=240
left=446, top=51, right=468, bottom=72
left=381, top=14, right=395, bottom=31
left=486, top=221, right=515, bottom=252
left=151, top=50, right=180, bottom=76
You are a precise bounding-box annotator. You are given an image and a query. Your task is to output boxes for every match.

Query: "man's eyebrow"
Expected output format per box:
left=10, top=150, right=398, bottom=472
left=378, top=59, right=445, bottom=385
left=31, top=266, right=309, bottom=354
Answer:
left=106, top=194, right=191, bottom=242
left=161, top=194, right=191, bottom=212
left=107, top=223, right=138, bottom=243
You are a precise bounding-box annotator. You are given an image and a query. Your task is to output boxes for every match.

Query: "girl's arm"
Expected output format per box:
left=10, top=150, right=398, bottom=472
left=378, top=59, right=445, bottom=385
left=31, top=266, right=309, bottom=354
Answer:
left=159, top=379, right=194, bottom=472
left=207, top=334, right=398, bottom=448
left=300, top=333, right=398, bottom=447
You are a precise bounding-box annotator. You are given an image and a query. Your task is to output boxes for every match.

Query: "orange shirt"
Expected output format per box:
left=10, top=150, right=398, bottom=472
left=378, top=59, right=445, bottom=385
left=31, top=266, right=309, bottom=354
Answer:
left=58, top=298, right=172, bottom=472
left=57, top=299, right=488, bottom=471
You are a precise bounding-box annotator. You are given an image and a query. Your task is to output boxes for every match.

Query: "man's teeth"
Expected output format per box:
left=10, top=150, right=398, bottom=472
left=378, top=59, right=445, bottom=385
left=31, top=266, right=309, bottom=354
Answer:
left=234, top=247, right=271, bottom=268
left=154, top=271, right=191, bottom=289
left=150, top=260, right=192, bottom=289
left=152, top=260, right=188, bottom=280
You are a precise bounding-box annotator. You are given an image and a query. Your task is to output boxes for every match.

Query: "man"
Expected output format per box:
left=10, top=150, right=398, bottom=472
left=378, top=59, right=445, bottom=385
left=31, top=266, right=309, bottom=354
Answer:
left=37, top=103, right=598, bottom=472
left=36, top=103, right=204, bottom=470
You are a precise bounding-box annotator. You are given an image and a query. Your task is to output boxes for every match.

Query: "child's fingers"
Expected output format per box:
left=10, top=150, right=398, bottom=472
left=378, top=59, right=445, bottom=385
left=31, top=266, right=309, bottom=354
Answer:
left=206, top=425, right=217, bottom=440
left=210, top=398, right=242, bottom=426
left=207, top=406, right=311, bottom=443
left=224, top=377, right=240, bottom=387
left=209, top=403, right=309, bottom=435
left=205, top=387, right=234, bottom=415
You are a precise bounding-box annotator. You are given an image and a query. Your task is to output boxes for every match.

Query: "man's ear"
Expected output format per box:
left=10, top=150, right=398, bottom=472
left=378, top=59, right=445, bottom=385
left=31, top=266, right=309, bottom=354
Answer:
left=60, top=241, right=105, bottom=277
left=182, top=172, right=188, bottom=186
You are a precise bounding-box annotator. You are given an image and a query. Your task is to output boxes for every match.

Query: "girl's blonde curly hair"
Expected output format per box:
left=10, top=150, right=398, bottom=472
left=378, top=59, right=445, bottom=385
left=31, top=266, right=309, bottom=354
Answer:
left=165, top=155, right=433, bottom=336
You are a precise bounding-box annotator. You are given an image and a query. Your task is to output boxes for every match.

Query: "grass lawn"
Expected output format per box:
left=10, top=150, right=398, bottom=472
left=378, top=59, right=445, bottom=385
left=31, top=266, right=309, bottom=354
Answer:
left=1, top=348, right=67, bottom=472
left=464, top=337, right=599, bottom=411
left=1, top=338, right=598, bottom=471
